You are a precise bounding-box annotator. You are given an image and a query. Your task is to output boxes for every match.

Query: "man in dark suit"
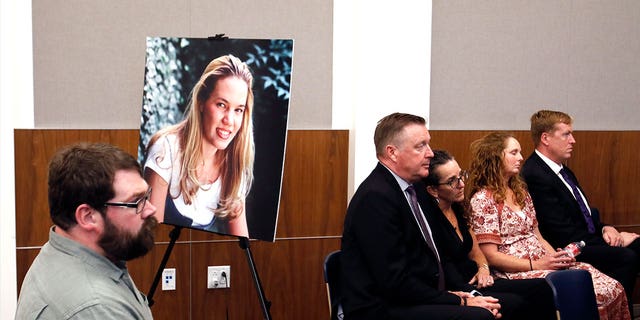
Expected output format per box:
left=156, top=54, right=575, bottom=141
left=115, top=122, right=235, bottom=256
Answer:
left=341, top=113, right=554, bottom=320
left=522, top=109, right=640, bottom=308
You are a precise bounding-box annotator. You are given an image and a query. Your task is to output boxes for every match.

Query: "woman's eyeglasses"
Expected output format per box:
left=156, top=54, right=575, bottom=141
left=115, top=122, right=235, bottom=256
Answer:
left=437, top=171, right=468, bottom=189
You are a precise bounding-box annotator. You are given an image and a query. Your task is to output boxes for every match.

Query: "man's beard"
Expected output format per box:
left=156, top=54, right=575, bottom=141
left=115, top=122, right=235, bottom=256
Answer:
left=99, top=216, right=158, bottom=261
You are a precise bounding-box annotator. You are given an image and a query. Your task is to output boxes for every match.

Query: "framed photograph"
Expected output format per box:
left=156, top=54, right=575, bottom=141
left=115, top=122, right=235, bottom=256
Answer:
left=139, top=37, right=292, bottom=241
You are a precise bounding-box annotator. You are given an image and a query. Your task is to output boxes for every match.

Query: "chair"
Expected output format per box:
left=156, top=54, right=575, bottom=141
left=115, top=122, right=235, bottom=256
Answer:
left=323, top=250, right=344, bottom=320
left=545, top=269, right=599, bottom=320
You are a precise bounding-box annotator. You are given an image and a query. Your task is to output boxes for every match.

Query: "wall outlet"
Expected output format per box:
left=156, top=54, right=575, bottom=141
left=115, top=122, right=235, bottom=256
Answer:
left=162, top=268, right=176, bottom=291
left=207, top=265, right=231, bottom=289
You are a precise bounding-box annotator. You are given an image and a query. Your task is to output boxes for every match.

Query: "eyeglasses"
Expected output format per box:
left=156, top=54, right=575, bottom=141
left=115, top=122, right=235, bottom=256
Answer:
left=104, top=187, right=152, bottom=214
left=437, top=171, right=468, bottom=189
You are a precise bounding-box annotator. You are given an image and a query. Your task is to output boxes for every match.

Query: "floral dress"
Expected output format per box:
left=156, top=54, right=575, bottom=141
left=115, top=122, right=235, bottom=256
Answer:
left=470, top=189, right=630, bottom=320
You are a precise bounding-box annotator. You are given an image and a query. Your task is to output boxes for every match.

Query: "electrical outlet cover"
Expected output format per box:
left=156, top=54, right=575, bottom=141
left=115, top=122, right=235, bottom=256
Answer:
left=207, top=265, right=231, bottom=289
left=162, top=268, right=176, bottom=291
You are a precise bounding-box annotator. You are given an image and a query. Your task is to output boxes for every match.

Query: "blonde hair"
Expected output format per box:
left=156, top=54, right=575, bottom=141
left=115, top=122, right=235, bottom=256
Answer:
left=148, top=54, right=254, bottom=219
left=468, top=132, right=528, bottom=207
left=530, top=109, right=572, bottom=147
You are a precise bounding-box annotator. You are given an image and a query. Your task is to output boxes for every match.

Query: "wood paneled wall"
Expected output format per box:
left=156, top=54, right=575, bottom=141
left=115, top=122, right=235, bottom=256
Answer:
left=15, top=129, right=640, bottom=318
left=15, top=129, right=347, bottom=320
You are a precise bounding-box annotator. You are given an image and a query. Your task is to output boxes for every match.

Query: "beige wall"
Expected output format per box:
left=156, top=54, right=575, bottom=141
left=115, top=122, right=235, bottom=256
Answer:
left=32, top=1, right=640, bottom=130
left=431, top=0, right=640, bottom=130
left=32, top=0, right=332, bottom=129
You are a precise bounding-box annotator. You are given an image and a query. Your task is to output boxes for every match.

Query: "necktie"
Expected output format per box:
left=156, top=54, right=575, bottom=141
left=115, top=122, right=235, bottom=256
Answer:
left=406, top=185, right=446, bottom=290
left=559, top=168, right=595, bottom=233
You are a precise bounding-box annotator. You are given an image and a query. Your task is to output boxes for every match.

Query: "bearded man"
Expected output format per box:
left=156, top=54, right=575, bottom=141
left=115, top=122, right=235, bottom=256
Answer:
left=16, top=143, right=158, bottom=319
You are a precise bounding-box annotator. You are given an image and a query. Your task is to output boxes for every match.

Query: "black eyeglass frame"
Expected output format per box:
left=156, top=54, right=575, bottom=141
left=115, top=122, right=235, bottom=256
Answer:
left=103, top=187, right=152, bottom=214
left=437, top=171, right=469, bottom=189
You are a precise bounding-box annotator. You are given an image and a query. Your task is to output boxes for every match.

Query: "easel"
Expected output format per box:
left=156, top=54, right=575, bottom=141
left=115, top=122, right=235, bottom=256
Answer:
left=147, top=33, right=272, bottom=319
left=147, top=225, right=182, bottom=307
left=147, top=226, right=272, bottom=320
left=239, top=236, right=272, bottom=320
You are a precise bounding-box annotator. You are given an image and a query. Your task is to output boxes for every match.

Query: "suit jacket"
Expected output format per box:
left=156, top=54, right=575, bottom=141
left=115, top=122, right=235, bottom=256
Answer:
left=521, top=152, right=605, bottom=248
left=341, top=163, right=472, bottom=319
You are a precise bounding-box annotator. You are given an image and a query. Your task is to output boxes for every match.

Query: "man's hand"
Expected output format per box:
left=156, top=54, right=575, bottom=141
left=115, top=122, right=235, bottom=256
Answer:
left=468, top=296, right=502, bottom=318
left=602, top=226, right=623, bottom=247
left=620, top=231, right=640, bottom=247
left=450, top=291, right=502, bottom=318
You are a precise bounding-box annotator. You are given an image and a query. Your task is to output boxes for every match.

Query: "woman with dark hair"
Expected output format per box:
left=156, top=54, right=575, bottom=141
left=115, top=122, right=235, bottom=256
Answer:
left=467, top=132, right=630, bottom=320
left=422, top=149, right=557, bottom=319
left=423, top=150, right=493, bottom=287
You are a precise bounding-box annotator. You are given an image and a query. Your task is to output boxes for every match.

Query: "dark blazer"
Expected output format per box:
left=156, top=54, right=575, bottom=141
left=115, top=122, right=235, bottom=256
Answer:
left=341, top=163, right=471, bottom=319
left=521, top=152, right=605, bottom=248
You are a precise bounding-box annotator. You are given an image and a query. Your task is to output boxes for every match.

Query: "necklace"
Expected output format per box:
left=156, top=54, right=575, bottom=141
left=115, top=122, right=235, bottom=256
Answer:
left=197, top=158, right=220, bottom=189
left=442, top=207, right=459, bottom=230
left=199, top=181, right=213, bottom=191
left=443, top=208, right=463, bottom=241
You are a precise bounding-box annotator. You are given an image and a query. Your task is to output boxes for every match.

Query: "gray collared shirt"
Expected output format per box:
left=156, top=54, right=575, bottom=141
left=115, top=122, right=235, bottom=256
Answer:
left=15, top=227, right=153, bottom=319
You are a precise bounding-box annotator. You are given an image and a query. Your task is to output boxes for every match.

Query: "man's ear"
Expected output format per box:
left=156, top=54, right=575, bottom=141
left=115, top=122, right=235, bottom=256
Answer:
left=386, top=145, right=397, bottom=162
left=426, top=185, right=438, bottom=199
left=540, top=132, right=551, bottom=146
left=74, top=204, right=101, bottom=232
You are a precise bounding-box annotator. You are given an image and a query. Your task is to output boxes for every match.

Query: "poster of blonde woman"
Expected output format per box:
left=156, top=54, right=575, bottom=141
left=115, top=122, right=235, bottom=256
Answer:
left=139, top=37, right=292, bottom=241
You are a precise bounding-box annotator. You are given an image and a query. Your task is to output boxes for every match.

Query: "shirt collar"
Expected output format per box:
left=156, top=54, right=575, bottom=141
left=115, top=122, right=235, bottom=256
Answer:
left=535, top=149, right=564, bottom=174
left=49, top=226, right=127, bottom=282
left=380, top=162, right=412, bottom=191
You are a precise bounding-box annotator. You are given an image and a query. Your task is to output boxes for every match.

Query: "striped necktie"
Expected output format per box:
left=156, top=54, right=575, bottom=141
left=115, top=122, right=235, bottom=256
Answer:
left=406, top=185, right=445, bottom=290
left=559, top=167, right=595, bottom=233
